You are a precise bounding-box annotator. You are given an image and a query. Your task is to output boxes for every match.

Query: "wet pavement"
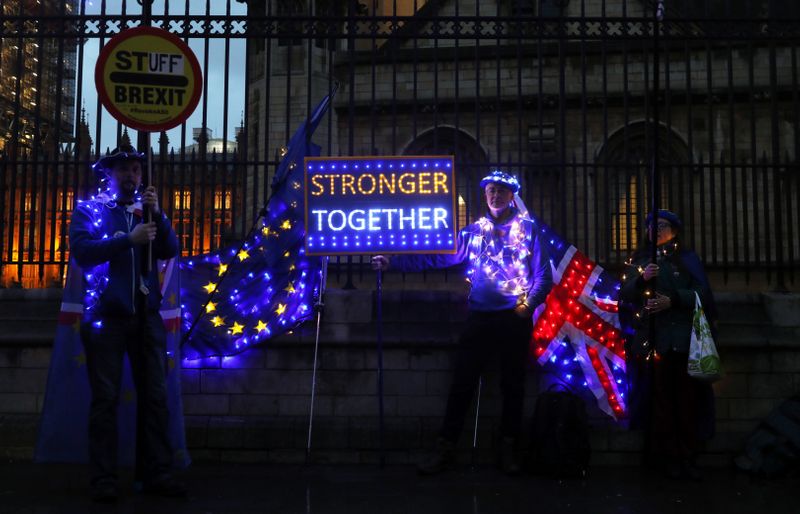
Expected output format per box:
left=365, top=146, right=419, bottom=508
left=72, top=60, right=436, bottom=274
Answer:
left=1, top=461, right=797, bottom=514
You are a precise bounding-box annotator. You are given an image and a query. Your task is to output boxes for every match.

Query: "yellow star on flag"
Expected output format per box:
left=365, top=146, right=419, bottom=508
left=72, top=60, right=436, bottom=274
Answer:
left=254, top=320, right=268, bottom=333
left=203, top=282, right=217, bottom=294
left=230, top=322, right=244, bottom=335
left=285, top=283, right=295, bottom=294
left=166, top=292, right=177, bottom=307
left=206, top=302, right=217, bottom=313
left=73, top=352, right=86, bottom=367
left=211, top=315, right=225, bottom=327
left=262, top=226, right=271, bottom=237
left=217, top=263, right=228, bottom=276
left=238, top=249, right=250, bottom=261
left=281, top=220, right=292, bottom=230
left=283, top=250, right=290, bottom=258
left=275, top=303, right=287, bottom=315
left=122, top=389, right=136, bottom=404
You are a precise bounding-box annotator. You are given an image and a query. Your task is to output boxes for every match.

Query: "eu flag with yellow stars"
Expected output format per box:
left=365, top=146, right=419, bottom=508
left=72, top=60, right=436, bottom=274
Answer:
left=35, top=258, right=189, bottom=467
left=180, top=91, right=334, bottom=359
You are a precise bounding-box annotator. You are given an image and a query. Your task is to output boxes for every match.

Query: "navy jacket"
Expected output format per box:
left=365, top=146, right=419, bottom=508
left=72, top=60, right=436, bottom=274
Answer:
left=619, top=244, right=716, bottom=356
left=69, top=194, right=179, bottom=317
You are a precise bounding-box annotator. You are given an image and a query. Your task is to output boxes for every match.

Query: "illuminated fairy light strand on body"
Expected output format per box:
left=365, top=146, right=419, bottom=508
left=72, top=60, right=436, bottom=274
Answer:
left=621, top=240, right=681, bottom=361
left=465, top=216, right=536, bottom=305
left=77, top=190, right=143, bottom=322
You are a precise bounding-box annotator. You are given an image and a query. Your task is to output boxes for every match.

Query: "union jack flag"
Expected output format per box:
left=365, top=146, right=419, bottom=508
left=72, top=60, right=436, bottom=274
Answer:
left=529, top=220, right=628, bottom=419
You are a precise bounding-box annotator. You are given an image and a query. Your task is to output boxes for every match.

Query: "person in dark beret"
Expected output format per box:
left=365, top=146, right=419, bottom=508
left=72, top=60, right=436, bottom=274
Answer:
left=619, top=209, right=717, bottom=481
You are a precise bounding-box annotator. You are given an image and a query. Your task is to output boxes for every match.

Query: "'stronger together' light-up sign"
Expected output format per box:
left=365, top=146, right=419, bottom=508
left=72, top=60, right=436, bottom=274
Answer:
left=304, top=156, right=457, bottom=255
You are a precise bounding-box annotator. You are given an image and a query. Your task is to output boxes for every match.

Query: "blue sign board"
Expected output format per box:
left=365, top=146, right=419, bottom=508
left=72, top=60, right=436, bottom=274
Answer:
left=304, top=156, right=457, bottom=256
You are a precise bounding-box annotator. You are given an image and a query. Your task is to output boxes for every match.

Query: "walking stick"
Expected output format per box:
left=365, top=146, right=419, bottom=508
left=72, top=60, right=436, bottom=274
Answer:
left=471, top=376, right=483, bottom=465
left=305, top=257, right=328, bottom=463
left=376, top=266, right=386, bottom=468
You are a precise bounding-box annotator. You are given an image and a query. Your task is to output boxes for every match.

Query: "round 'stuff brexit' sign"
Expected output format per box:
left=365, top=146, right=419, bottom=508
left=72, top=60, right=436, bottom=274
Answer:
left=95, top=26, right=202, bottom=132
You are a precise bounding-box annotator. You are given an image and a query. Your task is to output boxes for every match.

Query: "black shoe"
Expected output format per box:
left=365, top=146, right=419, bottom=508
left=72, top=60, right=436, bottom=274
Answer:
left=498, top=437, right=521, bottom=476
left=142, top=475, right=187, bottom=498
left=91, top=481, right=118, bottom=503
left=665, top=461, right=682, bottom=480
left=681, top=461, right=703, bottom=481
left=417, top=438, right=456, bottom=476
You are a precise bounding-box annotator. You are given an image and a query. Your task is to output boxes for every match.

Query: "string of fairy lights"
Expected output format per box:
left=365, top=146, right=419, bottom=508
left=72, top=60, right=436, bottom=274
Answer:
left=620, top=239, right=681, bottom=361
left=75, top=189, right=142, bottom=322
left=466, top=215, right=536, bottom=304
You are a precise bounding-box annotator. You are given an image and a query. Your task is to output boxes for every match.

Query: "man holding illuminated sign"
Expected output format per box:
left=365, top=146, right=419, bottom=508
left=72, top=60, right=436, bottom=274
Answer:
left=372, top=170, right=552, bottom=476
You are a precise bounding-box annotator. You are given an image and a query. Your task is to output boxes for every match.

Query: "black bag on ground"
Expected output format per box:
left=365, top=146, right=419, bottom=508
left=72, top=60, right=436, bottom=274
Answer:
left=734, top=395, right=800, bottom=477
left=527, top=383, right=591, bottom=478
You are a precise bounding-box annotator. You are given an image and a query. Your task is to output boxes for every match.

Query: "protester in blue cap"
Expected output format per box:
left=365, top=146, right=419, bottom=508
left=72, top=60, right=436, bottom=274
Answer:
left=69, top=145, right=185, bottom=502
left=619, top=209, right=717, bottom=481
left=372, top=170, right=552, bottom=475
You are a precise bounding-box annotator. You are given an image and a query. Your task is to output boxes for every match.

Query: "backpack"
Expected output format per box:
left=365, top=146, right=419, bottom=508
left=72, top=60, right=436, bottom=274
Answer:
left=734, top=395, right=800, bottom=477
left=527, top=383, right=591, bottom=478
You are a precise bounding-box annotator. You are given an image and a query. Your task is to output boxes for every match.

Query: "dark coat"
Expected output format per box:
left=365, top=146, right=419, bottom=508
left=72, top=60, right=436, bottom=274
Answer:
left=619, top=243, right=717, bottom=440
left=69, top=196, right=179, bottom=317
left=619, top=246, right=717, bottom=356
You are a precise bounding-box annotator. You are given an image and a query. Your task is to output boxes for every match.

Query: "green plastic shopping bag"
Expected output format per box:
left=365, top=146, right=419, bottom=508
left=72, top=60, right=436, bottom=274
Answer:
left=687, top=292, right=723, bottom=382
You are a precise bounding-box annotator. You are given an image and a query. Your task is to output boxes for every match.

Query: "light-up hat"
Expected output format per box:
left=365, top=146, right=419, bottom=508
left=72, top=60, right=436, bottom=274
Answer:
left=479, top=170, right=521, bottom=194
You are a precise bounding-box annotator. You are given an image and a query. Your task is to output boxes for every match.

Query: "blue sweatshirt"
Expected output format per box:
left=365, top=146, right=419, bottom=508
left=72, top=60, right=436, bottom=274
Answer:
left=391, top=208, right=553, bottom=312
left=69, top=194, right=179, bottom=317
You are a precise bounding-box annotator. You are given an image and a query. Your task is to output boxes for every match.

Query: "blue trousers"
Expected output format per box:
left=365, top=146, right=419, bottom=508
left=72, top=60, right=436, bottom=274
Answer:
left=81, top=310, right=173, bottom=485
left=440, top=309, right=533, bottom=443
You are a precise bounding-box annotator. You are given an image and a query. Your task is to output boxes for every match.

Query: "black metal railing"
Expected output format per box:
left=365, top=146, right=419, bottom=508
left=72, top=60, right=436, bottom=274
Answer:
left=0, top=0, right=798, bottom=289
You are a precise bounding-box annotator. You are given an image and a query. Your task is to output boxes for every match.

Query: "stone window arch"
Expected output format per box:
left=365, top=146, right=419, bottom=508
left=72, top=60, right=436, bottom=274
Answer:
left=594, top=122, right=692, bottom=261
left=402, top=127, right=489, bottom=229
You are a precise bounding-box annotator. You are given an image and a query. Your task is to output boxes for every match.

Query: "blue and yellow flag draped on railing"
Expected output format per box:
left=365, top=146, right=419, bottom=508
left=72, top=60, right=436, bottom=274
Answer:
left=180, top=92, right=333, bottom=359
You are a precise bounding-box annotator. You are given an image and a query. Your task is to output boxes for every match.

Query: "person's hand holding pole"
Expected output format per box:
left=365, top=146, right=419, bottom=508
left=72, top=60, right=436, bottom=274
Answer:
left=141, top=185, right=160, bottom=215
left=371, top=255, right=390, bottom=272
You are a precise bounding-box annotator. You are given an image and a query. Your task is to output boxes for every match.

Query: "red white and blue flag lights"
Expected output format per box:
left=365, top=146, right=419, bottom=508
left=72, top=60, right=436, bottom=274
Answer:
left=530, top=220, right=628, bottom=419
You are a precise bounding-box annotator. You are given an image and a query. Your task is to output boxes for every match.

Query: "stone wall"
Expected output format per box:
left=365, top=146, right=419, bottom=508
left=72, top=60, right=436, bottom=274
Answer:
left=1, top=287, right=799, bottom=467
